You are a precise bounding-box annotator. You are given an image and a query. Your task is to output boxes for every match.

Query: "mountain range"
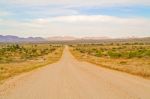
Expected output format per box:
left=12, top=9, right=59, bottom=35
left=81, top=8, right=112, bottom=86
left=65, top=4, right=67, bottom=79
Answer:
left=0, top=35, right=46, bottom=42
left=0, top=35, right=110, bottom=42
left=0, top=35, right=149, bottom=43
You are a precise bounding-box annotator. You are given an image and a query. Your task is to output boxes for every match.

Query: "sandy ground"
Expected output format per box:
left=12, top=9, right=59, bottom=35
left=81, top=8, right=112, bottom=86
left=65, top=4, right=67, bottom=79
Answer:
left=0, top=46, right=150, bottom=99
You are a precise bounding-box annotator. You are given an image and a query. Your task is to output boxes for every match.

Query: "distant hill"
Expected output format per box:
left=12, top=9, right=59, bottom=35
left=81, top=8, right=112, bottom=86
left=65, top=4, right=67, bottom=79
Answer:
left=0, top=35, right=46, bottom=42
left=47, top=36, right=110, bottom=41
left=47, top=36, right=77, bottom=41
left=67, top=37, right=150, bottom=44
left=46, top=36, right=150, bottom=44
left=81, top=36, right=110, bottom=40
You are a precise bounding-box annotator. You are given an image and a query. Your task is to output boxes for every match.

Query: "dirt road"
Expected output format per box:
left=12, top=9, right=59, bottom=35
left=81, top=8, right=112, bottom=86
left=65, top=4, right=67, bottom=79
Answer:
left=0, top=46, right=150, bottom=99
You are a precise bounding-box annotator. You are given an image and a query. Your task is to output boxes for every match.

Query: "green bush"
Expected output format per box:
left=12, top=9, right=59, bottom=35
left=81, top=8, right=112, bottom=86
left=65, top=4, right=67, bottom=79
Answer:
left=146, top=50, right=150, bottom=56
left=95, top=51, right=102, bottom=57
left=108, top=51, right=122, bottom=58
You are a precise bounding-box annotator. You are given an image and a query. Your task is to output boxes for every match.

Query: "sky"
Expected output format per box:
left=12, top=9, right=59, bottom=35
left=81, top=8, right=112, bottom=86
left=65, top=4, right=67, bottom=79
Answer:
left=0, top=0, right=150, bottom=38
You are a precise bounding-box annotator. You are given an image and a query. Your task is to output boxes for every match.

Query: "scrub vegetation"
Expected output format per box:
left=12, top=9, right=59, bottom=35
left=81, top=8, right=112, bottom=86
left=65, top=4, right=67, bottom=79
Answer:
left=0, top=43, right=63, bottom=82
left=70, top=42, right=150, bottom=78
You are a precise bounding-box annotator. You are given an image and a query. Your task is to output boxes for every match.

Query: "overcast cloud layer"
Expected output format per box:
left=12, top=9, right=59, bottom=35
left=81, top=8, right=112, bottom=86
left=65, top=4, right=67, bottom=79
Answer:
left=0, top=0, right=150, bottom=37
left=1, top=0, right=150, bottom=6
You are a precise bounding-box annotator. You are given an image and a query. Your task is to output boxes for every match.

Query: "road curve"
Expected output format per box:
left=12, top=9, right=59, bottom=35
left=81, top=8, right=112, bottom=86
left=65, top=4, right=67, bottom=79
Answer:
left=0, top=46, right=150, bottom=99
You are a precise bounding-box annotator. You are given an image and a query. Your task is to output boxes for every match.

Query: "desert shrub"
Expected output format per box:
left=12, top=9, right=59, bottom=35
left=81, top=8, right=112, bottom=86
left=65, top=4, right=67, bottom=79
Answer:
left=95, top=51, right=102, bottom=57
left=119, top=61, right=127, bottom=65
left=76, top=48, right=85, bottom=53
left=126, top=50, right=146, bottom=58
left=146, top=50, right=150, bottom=57
left=127, top=51, right=138, bottom=58
left=108, top=51, right=122, bottom=58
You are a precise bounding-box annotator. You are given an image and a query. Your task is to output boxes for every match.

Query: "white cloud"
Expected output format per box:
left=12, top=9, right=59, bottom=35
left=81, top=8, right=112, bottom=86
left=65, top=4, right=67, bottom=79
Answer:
left=1, top=0, right=150, bottom=6
left=31, top=15, right=150, bottom=26
left=0, top=15, right=150, bottom=37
